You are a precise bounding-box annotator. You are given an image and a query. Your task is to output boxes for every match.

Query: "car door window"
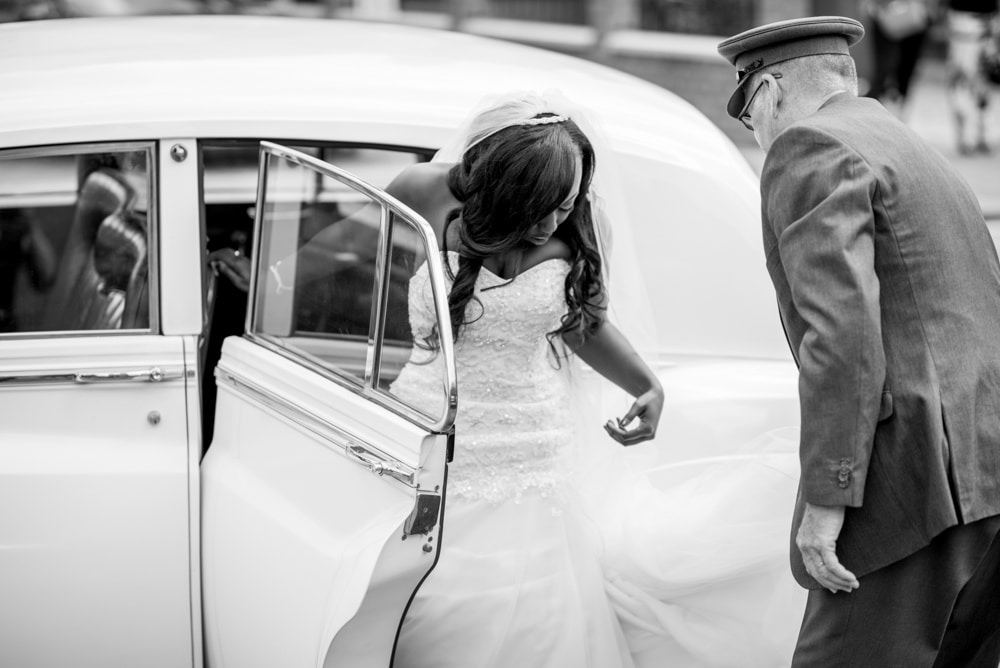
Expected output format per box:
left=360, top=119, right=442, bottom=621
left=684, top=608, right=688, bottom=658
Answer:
left=200, top=143, right=425, bottom=265
left=249, top=142, right=454, bottom=427
left=197, top=141, right=433, bottom=446
left=0, top=145, right=154, bottom=334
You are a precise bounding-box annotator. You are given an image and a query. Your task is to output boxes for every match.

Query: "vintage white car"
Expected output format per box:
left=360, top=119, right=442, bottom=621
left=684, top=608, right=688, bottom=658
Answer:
left=0, top=15, right=798, bottom=668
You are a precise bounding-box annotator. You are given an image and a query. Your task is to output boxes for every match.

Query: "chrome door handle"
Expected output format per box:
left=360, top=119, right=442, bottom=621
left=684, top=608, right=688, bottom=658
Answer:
left=346, top=444, right=414, bottom=486
left=0, top=366, right=187, bottom=386
left=75, top=367, right=174, bottom=383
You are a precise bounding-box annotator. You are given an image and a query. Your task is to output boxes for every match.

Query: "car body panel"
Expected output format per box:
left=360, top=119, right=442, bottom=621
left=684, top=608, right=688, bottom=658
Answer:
left=0, top=334, right=198, bottom=667
left=200, top=142, right=455, bottom=667
left=202, top=338, right=447, bottom=668
left=158, top=137, right=205, bottom=335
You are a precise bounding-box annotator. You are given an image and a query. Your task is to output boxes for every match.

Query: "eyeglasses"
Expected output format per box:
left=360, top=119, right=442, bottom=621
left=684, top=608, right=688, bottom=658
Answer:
left=739, top=73, right=782, bottom=132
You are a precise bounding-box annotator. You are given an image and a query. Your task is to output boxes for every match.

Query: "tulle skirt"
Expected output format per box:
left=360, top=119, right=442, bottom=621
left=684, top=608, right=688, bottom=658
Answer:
left=395, top=494, right=634, bottom=668
left=395, top=432, right=807, bottom=668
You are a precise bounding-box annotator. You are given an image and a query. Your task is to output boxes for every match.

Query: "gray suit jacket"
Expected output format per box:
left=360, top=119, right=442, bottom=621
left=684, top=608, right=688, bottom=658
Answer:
left=760, top=94, right=1000, bottom=588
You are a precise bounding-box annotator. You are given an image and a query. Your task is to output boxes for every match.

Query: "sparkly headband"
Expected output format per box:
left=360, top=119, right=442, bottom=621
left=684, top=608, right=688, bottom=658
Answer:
left=463, top=112, right=571, bottom=154
left=517, top=114, right=570, bottom=126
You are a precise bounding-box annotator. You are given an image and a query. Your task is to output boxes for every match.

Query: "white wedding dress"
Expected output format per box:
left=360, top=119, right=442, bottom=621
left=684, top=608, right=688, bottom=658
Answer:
left=390, top=251, right=806, bottom=668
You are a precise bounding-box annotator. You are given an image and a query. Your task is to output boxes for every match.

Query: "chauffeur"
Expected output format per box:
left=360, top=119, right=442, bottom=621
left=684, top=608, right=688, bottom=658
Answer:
left=719, top=16, right=1000, bottom=666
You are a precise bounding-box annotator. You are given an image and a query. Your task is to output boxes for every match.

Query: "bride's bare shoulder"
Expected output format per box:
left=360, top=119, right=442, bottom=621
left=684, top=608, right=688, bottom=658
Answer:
left=386, top=161, right=455, bottom=210
left=386, top=162, right=458, bottom=245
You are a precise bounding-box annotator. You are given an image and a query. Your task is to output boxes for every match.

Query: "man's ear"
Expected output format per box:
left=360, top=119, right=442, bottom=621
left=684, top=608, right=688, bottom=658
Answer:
left=763, top=73, right=783, bottom=118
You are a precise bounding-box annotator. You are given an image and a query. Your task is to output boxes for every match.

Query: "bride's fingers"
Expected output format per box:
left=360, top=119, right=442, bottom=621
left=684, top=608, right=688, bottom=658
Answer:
left=605, top=393, right=660, bottom=445
left=604, top=420, right=628, bottom=441
left=604, top=418, right=654, bottom=445
left=618, top=406, right=640, bottom=427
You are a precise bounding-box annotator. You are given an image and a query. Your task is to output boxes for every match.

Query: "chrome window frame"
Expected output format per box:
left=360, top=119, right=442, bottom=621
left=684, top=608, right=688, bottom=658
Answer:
left=0, top=141, right=160, bottom=339
left=247, top=141, right=457, bottom=434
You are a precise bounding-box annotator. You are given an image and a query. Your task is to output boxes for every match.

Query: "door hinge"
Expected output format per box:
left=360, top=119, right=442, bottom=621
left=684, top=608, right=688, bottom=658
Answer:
left=404, top=491, right=441, bottom=536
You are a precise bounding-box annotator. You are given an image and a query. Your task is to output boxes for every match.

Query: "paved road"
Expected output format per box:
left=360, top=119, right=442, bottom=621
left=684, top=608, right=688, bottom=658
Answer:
left=739, top=58, right=1000, bottom=225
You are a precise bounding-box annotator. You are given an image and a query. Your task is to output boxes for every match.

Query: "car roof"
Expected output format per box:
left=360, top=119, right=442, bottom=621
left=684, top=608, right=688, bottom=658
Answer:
left=0, top=15, right=725, bottom=156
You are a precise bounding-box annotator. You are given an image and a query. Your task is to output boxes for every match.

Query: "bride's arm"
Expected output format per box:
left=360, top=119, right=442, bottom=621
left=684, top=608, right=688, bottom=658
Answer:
left=568, top=321, right=664, bottom=446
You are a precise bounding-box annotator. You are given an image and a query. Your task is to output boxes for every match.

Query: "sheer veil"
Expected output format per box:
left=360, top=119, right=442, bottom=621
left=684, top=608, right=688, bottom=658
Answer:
left=430, top=90, right=657, bottom=356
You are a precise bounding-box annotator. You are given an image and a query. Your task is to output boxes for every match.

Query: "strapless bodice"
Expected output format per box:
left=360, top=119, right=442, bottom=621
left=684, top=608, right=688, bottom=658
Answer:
left=390, top=251, right=574, bottom=503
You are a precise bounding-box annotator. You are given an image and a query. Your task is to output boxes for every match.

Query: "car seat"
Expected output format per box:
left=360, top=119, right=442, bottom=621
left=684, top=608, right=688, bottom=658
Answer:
left=42, top=167, right=148, bottom=331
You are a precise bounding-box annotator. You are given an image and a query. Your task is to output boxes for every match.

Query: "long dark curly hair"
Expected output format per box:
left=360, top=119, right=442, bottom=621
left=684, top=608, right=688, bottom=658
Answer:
left=442, top=113, right=606, bottom=350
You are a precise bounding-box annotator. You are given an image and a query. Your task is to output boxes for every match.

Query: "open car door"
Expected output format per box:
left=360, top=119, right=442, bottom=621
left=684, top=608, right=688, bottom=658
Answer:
left=201, top=142, right=456, bottom=668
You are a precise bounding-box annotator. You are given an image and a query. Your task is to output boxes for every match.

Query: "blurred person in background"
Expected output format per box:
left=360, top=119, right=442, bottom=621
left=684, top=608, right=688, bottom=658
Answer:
left=0, top=0, right=61, bottom=20
left=863, top=0, right=936, bottom=118
left=945, top=0, right=999, bottom=154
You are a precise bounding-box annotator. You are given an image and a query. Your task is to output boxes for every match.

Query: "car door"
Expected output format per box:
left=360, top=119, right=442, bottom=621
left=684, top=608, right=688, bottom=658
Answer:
left=0, top=143, right=199, bottom=668
left=201, top=142, right=456, bottom=668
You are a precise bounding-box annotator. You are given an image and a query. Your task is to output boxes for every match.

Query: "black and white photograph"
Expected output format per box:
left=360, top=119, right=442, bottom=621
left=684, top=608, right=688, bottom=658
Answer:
left=1, top=0, right=1000, bottom=666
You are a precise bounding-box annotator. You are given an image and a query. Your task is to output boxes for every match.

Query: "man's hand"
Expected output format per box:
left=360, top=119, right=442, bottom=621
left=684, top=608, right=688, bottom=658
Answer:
left=796, top=502, right=860, bottom=594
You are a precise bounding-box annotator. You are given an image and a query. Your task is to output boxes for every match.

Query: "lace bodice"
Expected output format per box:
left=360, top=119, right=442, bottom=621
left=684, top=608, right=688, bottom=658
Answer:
left=390, top=251, right=574, bottom=503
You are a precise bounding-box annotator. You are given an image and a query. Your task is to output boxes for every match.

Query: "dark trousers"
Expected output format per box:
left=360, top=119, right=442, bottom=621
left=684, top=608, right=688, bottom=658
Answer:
left=792, top=514, right=1000, bottom=667
left=865, top=20, right=929, bottom=102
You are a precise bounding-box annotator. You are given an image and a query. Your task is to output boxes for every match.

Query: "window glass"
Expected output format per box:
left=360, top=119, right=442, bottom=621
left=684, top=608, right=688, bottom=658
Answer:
left=199, top=142, right=425, bottom=322
left=381, top=211, right=426, bottom=387
left=0, top=146, right=153, bottom=334
left=379, top=210, right=449, bottom=419
left=249, top=146, right=447, bottom=422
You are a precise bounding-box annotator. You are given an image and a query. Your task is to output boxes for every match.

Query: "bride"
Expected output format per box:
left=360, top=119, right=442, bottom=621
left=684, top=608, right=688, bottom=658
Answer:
left=386, top=92, right=805, bottom=668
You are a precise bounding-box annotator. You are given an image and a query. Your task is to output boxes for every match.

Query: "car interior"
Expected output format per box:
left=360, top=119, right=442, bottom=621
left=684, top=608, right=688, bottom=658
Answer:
left=0, top=149, right=152, bottom=334
left=44, top=165, right=149, bottom=331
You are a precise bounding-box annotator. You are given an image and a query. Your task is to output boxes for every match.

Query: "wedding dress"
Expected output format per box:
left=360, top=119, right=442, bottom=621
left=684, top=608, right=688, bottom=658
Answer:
left=390, top=251, right=807, bottom=668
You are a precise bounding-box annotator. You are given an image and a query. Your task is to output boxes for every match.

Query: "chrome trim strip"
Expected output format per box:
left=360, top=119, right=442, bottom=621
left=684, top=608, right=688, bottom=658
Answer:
left=0, top=141, right=155, bottom=161
left=0, top=365, right=191, bottom=386
left=245, top=146, right=269, bottom=338
left=215, top=362, right=416, bottom=488
left=0, top=329, right=156, bottom=341
left=146, top=142, right=162, bottom=336
left=367, top=204, right=390, bottom=388
left=180, top=336, right=205, bottom=668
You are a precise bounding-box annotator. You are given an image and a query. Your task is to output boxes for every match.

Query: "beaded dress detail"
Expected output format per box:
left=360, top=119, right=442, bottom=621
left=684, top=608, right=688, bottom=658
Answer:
left=390, top=251, right=574, bottom=504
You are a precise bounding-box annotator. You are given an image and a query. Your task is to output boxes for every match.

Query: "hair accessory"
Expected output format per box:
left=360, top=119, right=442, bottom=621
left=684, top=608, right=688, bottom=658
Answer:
left=518, top=114, right=570, bottom=126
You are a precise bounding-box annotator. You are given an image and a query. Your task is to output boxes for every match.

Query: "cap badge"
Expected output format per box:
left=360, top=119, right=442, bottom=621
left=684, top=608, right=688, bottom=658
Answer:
left=737, top=58, right=764, bottom=80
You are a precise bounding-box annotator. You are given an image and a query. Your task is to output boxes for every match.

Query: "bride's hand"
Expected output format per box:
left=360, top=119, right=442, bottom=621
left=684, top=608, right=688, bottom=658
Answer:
left=603, top=387, right=663, bottom=446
